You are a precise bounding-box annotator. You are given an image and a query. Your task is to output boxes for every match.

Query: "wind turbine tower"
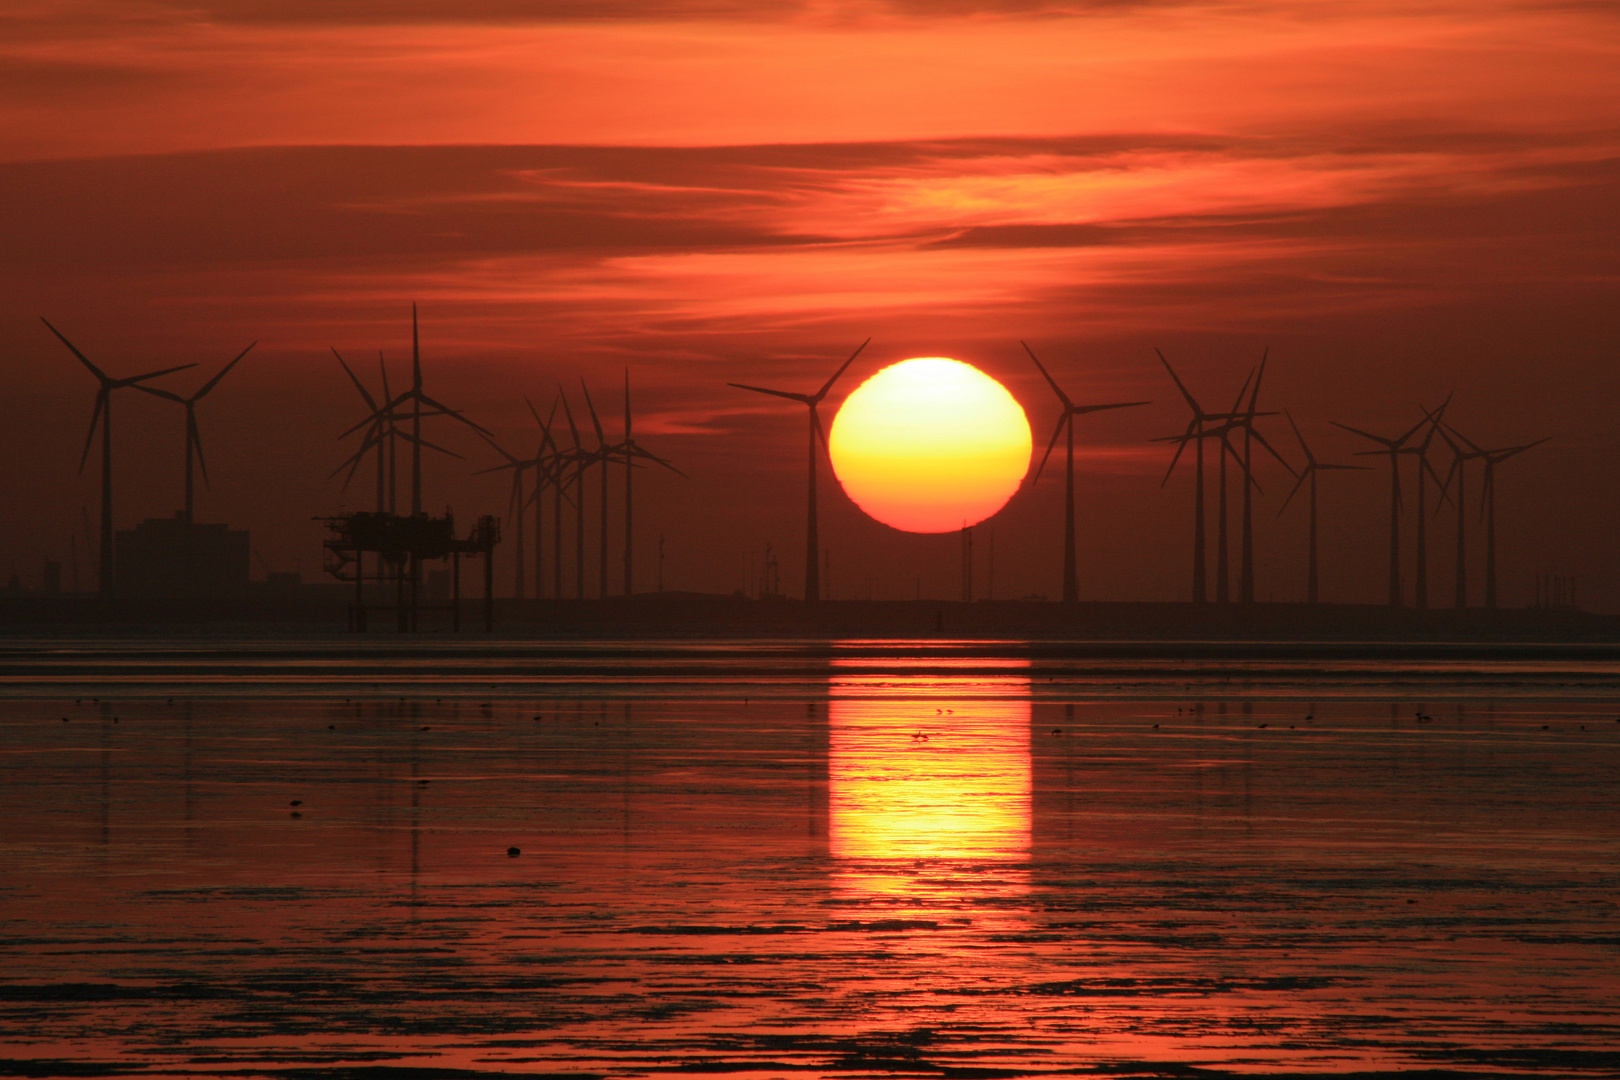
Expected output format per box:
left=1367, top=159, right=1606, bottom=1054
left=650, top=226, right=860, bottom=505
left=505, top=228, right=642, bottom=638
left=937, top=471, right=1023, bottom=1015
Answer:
left=43, top=319, right=196, bottom=598
left=1332, top=413, right=1430, bottom=607
left=1279, top=410, right=1367, bottom=604
left=729, top=340, right=868, bottom=602
left=137, top=343, right=255, bottom=521
left=1021, top=342, right=1148, bottom=602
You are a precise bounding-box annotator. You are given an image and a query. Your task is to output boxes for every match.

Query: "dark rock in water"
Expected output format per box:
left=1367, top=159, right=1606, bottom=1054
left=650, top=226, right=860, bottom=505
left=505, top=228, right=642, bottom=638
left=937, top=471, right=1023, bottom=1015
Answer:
left=506, top=847, right=521, bottom=858
left=289, top=800, right=302, bottom=807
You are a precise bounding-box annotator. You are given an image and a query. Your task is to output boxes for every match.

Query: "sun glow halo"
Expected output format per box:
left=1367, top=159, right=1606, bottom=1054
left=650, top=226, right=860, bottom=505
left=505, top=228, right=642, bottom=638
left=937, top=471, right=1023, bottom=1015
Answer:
left=829, top=358, right=1031, bottom=534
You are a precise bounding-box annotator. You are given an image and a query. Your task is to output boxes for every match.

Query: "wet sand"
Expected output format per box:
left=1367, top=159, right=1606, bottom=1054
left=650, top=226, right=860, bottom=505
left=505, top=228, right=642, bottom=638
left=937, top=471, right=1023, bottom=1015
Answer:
left=2, top=639, right=1617, bottom=1077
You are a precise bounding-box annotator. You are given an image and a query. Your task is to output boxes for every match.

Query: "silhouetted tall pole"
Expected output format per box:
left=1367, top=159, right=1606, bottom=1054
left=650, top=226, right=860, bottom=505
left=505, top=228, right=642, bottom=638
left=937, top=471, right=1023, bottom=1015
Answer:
left=729, top=340, right=868, bottom=601
left=138, top=342, right=254, bottom=522
left=1238, top=351, right=1268, bottom=604
left=1213, top=372, right=1252, bottom=605
left=1403, top=401, right=1450, bottom=612
left=1333, top=414, right=1429, bottom=607
left=411, top=304, right=423, bottom=516
left=1449, top=434, right=1546, bottom=609
left=1022, top=342, right=1148, bottom=603
left=616, top=371, right=681, bottom=596
left=43, top=319, right=195, bottom=598
left=1437, top=423, right=1484, bottom=608
left=1279, top=410, right=1366, bottom=605
left=1156, top=350, right=1231, bottom=604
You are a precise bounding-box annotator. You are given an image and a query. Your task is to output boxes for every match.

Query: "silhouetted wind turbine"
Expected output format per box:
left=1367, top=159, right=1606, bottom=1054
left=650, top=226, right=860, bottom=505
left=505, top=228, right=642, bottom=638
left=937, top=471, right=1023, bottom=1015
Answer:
left=42, top=319, right=196, bottom=598
left=1400, top=399, right=1452, bottom=612
left=1234, top=351, right=1296, bottom=604
left=1278, top=410, right=1367, bottom=604
left=1154, top=351, right=1215, bottom=603
left=729, top=339, right=868, bottom=601
left=1436, top=422, right=1486, bottom=608
left=618, top=370, right=683, bottom=596
left=1445, top=427, right=1548, bottom=609
left=334, top=350, right=463, bottom=514
left=1211, top=371, right=1254, bottom=604
left=1332, top=412, right=1431, bottom=607
left=136, top=342, right=255, bottom=522
left=475, top=430, right=533, bottom=601
left=581, top=380, right=615, bottom=598
left=521, top=398, right=564, bottom=600
left=332, top=350, right=388, bottom=512
left=1022, top=342, right=1148, bottom=602
left=557, top=388, right=591, bottom=600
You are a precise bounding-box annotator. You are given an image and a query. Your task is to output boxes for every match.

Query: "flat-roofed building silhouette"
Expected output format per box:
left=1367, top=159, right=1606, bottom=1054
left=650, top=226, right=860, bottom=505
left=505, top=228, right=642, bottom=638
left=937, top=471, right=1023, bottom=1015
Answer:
left=115, top=513, right=250, bottom=598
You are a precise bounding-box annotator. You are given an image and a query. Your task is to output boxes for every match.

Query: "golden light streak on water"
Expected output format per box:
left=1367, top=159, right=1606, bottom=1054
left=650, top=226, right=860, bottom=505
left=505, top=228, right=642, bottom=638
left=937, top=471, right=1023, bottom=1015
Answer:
left=828, top=661, right=1031, bottom=895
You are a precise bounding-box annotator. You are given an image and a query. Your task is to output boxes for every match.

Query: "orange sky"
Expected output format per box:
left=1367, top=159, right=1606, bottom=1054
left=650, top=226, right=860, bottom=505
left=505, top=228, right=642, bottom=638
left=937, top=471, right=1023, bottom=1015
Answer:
left=1, top=0, right=1617, bottom=606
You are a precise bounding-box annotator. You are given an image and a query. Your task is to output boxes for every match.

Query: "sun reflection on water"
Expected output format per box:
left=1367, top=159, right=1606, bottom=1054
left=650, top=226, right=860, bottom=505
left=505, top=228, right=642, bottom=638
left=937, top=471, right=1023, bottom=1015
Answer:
left=828, top=659, right=1031, bottom=896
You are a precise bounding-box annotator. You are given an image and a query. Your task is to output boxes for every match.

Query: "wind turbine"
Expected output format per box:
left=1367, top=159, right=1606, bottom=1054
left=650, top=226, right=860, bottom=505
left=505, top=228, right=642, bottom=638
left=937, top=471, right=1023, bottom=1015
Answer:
left=1436, top=423, right=1486, bottom=608
left=1153, top=352, right=1214, bottom=603
left=522, top=398, right=564, bottom=600
left=1399, top=400, right=1452, bottom=612
left=475, top=430, right=533, bottom=601
left=1278, top=410, right=1367, bottom=604
left=1210, top=371, right=1255, bottom=604
left=42, top=318, right=197, bottom=598
left=1021, top=342, right=1148, bottom=602
left=333, top=350, right=465, bottom=513
left=1444, top=427, right=1547, bottom=609
left=556, top=388, right=592, bottom=600
left=1331, top=412, right=1431, bottom=607
left=618, top=370, right=683, bottom=596
left=1234, top=351, right=1296, bottom=605
left=136, top=342, right=255, bottom=522
left=581, top=380, right=616, bottom=598
left=729, top=339, right=868, bottom=602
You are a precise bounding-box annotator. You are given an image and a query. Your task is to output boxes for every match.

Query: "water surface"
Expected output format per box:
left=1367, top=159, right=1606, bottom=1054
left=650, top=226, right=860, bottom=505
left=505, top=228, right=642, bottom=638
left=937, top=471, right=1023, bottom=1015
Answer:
left=2, top=638, right=1617, bottom=1077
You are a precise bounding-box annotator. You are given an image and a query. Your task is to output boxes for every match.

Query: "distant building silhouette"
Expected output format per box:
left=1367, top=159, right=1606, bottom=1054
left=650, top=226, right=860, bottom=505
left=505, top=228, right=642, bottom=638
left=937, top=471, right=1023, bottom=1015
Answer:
left=114, top=513, right=249, bottom=598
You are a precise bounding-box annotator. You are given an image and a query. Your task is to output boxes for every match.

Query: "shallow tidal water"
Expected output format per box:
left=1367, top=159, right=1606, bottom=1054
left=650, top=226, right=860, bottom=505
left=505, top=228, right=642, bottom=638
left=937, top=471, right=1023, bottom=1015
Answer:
left=2, top=637, right=1618, bottom=1078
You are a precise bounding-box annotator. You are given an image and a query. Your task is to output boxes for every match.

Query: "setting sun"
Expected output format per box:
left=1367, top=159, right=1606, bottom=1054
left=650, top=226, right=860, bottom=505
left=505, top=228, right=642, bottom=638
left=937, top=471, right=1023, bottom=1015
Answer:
left=828, top=358, right=1032, bottom=534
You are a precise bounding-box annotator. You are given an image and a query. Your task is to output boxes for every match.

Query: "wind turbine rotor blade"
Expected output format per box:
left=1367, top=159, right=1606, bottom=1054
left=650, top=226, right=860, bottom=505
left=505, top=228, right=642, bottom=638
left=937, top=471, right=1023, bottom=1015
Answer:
left=1072, top=400, right=1150, bottom=416
left=190, top=412, right=211, bottom=488
left=194, top=341, right=255, bottom=400
left=133, top=384, right=185, bottom=404
left=411, top=302, right=422, bottom=391
left=331, top=348, right=378, bottom=410
left=377, top=352, right=395, bottom=410
left=395, top=432, right=466, bottom=461
left=1396, top=411, right=1431, bottom=447
left=121, top=362, right=198, bottom=386
left=1330, top=420, right=1394, bottom=447
left=416, top=392, right=493, bottom=436
left=1227, top=368, right=1254, bottom=418
left=729, top=382, right=814, bottom=405
left=41, top=318, right=111, bottom=382
left=1032, top=415, right=1066, bottom=485
left=1422, top=454, right=1451, bottom=509
left=811, top=405, right=829, bottom=451
left=1159, top=428, right=1192, bottom=488
left=1442, top=421, right=1485, bottom=455
left=1277, top=466, right=1311, bottom=516
left=1284, top=408, right=1316, bottom=468
left=557, top=386, right=582, bottom=448
left=580, top=379, right=607, bottom=445
left=813, top=338, right=870, bottom=402
left=79, top=391, right=107, bottom=473
left=628, top=443, right=686, bottom=478
left=473, top=425, right=519, bottom=464
left=1244, top=348, right=1268, bottom=417
left=1247, top=426, right=1298, bottom=477
left=1020, top=341, right=1072, bottom=410
left=1154, top=348, right=1203, bottom=417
